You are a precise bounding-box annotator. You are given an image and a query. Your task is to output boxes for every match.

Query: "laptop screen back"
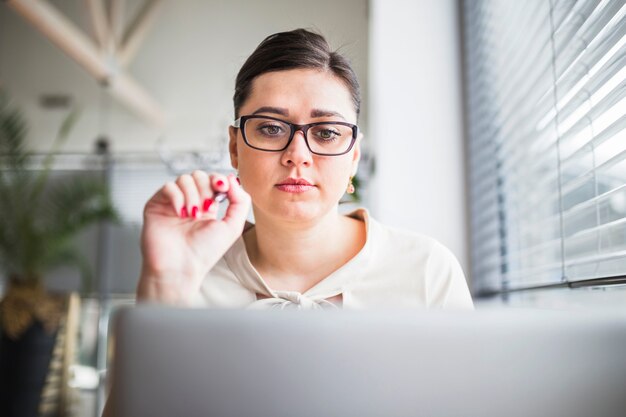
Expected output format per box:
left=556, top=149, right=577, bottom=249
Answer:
left=108, top=307, right=626, bottom=417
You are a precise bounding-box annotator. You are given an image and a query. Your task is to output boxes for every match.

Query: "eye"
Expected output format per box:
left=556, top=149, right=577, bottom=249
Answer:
left=258, top=124, right=285, bottom=136
left=315, top=128, right=341, bottom=141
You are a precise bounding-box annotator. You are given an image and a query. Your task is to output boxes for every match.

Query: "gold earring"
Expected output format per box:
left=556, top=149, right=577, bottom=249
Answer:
left=346, top=176, right=355, bottom=194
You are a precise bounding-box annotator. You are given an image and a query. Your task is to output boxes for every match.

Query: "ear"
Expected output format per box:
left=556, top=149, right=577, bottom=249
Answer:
left=229, top=125, right=239, bottom=170
left=350, top=132, right=363, bottom=177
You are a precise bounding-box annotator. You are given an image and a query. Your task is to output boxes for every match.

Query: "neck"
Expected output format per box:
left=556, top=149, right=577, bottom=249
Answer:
left=244, top=206, right=358, bottom=288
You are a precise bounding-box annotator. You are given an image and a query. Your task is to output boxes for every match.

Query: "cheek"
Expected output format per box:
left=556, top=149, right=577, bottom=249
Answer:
left=237, top=155, right=259, bottom=180
left=237, top=149, right=274, bottom=189
left=317, top=157, right=353, bottom=188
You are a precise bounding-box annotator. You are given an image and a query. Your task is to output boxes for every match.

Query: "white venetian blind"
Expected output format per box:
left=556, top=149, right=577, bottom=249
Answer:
left=463, top=0, right=626, bottom=295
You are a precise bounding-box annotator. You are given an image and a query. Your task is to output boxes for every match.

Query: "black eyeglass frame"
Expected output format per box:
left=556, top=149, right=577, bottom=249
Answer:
left=233, top=115, right=359, bottom=156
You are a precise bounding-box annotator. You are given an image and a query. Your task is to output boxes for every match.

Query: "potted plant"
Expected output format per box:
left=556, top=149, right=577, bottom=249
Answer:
left=0, top=91, right=118, bottom=417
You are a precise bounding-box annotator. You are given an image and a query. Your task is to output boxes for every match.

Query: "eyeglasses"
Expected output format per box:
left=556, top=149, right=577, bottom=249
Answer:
left=233, top=115, right=358, bottom=156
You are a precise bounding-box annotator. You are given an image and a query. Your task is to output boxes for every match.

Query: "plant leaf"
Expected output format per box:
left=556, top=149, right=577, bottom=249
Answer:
left=0, top=90, right=118, bottom=290
left=39, top=240, right=94, bottom=294
left=45, top=176, right=119, bottom=242
left=0, top=95, right=30, bottom=178
left=30, top=108, right=80, bottom=202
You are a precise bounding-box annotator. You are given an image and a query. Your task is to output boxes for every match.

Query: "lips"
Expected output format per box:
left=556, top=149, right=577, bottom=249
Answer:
left=276, top=177, right=313, bottom=186
left=275, top=177, right=315, bottom=193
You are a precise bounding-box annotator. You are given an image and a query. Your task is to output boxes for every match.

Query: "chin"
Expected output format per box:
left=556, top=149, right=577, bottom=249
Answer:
left=258, top=200, right=332, bottom=224
left=250, top=186, right=344, bottom=223
left=277, top=202, right=323, bottom=222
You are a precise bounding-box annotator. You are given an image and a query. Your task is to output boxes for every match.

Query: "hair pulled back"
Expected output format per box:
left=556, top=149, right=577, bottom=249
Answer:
left=233, top=29, right=360, bottom=119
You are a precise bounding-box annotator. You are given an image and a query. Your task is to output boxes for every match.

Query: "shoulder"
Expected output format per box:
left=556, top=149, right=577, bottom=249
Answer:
left=365, top=213, right=473, bottom=309
left=371, top=215, right=448, bottom=261
left=345, top=207, right=451, bottom=263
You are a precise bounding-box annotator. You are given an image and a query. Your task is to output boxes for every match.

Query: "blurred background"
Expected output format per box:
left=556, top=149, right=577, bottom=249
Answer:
left=0, top=0, right=624, bottom=416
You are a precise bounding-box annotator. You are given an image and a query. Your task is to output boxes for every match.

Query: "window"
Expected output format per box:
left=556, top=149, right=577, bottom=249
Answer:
left=463, top=0, right=626, bottom=296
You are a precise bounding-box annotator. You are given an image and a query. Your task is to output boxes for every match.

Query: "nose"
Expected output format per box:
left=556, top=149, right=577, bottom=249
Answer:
left=280, top=129, right=313, bottom=167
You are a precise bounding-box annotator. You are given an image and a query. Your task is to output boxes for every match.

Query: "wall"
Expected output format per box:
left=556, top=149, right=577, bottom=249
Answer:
left=368, top=0, right=469, bottom=281
left=0, top=0, right=369, bottom=153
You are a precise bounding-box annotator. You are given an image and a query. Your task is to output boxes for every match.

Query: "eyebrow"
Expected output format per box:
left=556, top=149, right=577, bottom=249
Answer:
left=251, top=106, right=346, bottom=120
left=310, top=109, right=346, bottom=120
left=252, top=106, right=289, bottom=116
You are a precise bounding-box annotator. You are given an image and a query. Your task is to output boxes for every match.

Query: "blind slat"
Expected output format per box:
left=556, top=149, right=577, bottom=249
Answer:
left=490, top=8, right=626, bottom=159
left=464, top=0, right=626, bottom=294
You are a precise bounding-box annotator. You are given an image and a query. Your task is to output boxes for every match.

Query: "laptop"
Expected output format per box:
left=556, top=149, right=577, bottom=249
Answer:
left=107, top=306, right=626, bottom=417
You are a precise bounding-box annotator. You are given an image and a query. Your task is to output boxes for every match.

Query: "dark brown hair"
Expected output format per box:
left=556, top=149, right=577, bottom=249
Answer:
left=233, top=29, right=360, bottom=119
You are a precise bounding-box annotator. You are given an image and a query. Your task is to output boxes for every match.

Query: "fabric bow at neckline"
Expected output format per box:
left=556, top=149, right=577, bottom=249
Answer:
left=247, top=290, right=341, bottom=310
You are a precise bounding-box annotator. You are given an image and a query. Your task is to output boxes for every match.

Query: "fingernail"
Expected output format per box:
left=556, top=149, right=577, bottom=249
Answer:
left=236, top=177, right=241, bottom=185
left=181, top=206, right=188, bottom=218
left=191, top=206, right=198, bottom=218
left=203, top=198, right=213, bottom=212
left=216, top=180, right=224, bottom=187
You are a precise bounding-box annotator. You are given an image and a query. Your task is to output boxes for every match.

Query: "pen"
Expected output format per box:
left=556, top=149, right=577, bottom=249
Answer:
left=214, top=192, right=227, bottom=203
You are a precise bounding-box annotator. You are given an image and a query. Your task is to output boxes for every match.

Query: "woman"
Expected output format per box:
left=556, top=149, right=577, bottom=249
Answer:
left=137, top=29, right=473, bottom=310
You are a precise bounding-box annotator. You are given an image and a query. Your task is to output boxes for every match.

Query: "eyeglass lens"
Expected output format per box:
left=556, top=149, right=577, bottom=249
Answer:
left=243, top=117, right=354, bottom=154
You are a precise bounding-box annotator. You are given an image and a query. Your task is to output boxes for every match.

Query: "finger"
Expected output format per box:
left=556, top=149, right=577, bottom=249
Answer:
left=210, top=173, right=229, bottom=194
left=176, top=174, right=201, bottom=219
left=203, top=193, right=220, bottom=219
left=206, top=173, right=230, bottom=212
left=161, top=181, right=185, bottom=218
left=222, top=174, right=251, bottom=227
left=191, top=170, right=213, bottom=213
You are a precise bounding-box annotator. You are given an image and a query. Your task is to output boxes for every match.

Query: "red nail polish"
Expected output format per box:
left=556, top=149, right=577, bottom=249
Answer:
left=236, top=177, right=241, bottom=185
left=216, top=180, right=224, bottom=187
left=181, top=206, right=188, bottom=218
left=203, top=198, right=213, bottom=212
left=191, top=206, right=198, bottom=218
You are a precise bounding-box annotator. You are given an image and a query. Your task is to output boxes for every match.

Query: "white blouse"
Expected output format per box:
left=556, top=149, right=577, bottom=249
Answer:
left=196, top=208, right=474, bottom=310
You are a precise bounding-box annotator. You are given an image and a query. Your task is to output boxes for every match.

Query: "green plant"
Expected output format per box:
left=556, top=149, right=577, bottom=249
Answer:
left=0, top=91, right=118, bottom=338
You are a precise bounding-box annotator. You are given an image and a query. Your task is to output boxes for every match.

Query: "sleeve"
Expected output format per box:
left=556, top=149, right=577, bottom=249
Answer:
left=424, top=241, right=474, bottom=310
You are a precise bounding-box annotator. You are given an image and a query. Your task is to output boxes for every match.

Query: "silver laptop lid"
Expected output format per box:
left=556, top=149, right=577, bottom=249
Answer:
left=109, top=307, right=626, bottom=417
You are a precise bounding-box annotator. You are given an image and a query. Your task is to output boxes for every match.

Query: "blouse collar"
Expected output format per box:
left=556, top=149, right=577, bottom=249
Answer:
left=223, top=208, right=374, bottom=308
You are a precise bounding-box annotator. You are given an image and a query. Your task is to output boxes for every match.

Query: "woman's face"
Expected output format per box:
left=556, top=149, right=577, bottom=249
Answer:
left=229, top=68, right=361, bottom=224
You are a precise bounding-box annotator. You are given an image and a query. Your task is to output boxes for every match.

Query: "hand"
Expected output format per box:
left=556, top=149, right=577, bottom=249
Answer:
left=136, top=171, right=251, bottom=305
